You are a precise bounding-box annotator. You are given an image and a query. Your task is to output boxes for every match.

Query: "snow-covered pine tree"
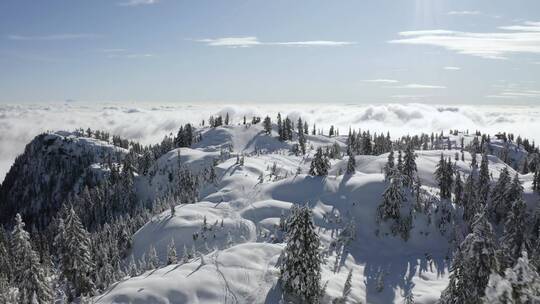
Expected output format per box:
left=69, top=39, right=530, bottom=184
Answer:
left=500, top=198, right=529, bottom=269
left=435, top=154, right=452, bottom=200
left=147, top=245, right=159, bottom=270
left=483, top=251, right=540, bottom=303
left=477, top=152, right=490, bottom=205
left=453, top=171, right=464, bottom=206
left=277, top=113, right=283, bottom=141
left=439, top=213, right=498, bottom=304
left=263, top=116, right=272, bottom=135
left=309, top=147, right=330, bottom=176
left=297, top=117, right=306, bottom=155
left=377, top=172, right=405, bottom=222
left=384, top=150, right=395, bottom=181
left=346, top=153, right=356, bottom=175
left=489, top=167, right=511, bottom=224
left=11, top=214, right=52, bottom=304
left=62, top=208, right=95, bottom=299
left=507, top=173, right=524, bottom=204
left=280, top=205, right=322, bottom=303
left=403, top=144, right=417, bottom=186
left=463, top=171, right=478, bottom=224
left=397, top=150, right=403, bottom=173
left=167, top=239, right=177, bottom=265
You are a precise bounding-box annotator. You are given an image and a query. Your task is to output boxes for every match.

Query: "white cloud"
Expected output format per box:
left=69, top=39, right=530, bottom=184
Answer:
left=444, top=66, right=461, bottom=70
left=364, top=79, right=400, bottom=83
left=2, top=103, right=539, bottom=182
left=395, top=84, right=446, bottom=89
left=118, top=0, right=158, bottom=6
left=196, top=37, right=355, bottom=48
left=389, top=21, right=540, bottom=59
left=448, top=11, right=482, bottom=16
left=487, top=89, right=540, bottom=99
left=8, top=34, right=101, bottom=41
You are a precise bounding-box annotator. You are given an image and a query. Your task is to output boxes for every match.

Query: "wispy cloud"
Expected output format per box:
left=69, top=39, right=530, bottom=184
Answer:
left=389, top=21, right=540, bottom=59
left=394, top=84, right=446, bottom=89
left=448, top=11, right=481, bottom=16
left=8, top=33, right=101, bottom=41
left=487, top=89, right=540, bottom=99
left=118, top=0, right=158, bottom=6
left=364, top=79, right=400, bottom=83
left=444, top=66, right=461, bottom=70
left=196, top=36, right=356, bottom=48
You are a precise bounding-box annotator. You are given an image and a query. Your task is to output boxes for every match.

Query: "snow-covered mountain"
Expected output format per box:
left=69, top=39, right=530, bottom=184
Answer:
left=1, top=120, right=539, bottom=304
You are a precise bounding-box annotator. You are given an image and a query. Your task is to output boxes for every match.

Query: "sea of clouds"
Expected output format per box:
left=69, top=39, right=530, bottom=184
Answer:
left=0, top=102, right=538, bottom=182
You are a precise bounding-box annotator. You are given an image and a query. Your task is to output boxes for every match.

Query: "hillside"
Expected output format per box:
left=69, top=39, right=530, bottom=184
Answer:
left=90, top=123, right=539, bottom=304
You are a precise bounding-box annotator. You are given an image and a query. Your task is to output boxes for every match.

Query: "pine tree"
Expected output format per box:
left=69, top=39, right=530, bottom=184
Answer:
left=342, top=269, right=353, bottom=300
left=478, top=152, right=490, bottom=205
left=309, top=147, right=330, bottom=176
left=500, top=199, right=529, bottom=269
left=440, top=214, right=498, bottom=304
left=346, top=154, right=356, bottom=175
left=463, top=170, right=479, bottom=225
left=263, top=116, right=272, bottom=135
left=489, top=167, right=511, bottom=224
left=403, top=144, right=417, bottom=186
left=277, top=113, right=284, bottom=141
left=280, top=205, right=322, bottom=303
left=507, top=173, right=524, bottom=204
left=167, top=239, right=178, bottom=265
left=61, top=208, right=95, bottom=298
left=384, top=150, right=395, bottom=181
left=11, top=214, right=52, bottom=304
left=435, top=154, right=453, bottom=199
left=147, top=245, right=159, bottom=269
left=297, top=118, right=306, bottom=155
left=377, top=172, right=405, bottom=221
left=453, top=171, right=463, bottom=206
left=484, top=251, right=540, bottom=303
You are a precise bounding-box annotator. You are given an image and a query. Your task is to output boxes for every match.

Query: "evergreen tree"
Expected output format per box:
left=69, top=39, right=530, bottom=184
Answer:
left=500, top=199, right=529, bottom=269
left=484, top=251, right=540, bottom=303
left=11, top=214, right=52, bottom=304
left=277, top=113, right=283, bottom=141
left=453, top=171, right=464, bottom=206
left=489, top=167, right=512, bottom=224
left=309, top=147, right=330, bottom=176
left=463, top=171, right=478, bottom=224
left=61, top=208, right=95, bottom=298
left=167, top=239, right=177, bottom=265
left=263, top=116, right=272, bottom=135
left=377, top=172, right=405, bottom=221
left=435, top=154, right=453, bottom=199
left=297, top=118, right=306, bottom=155
left=403, top=145, right=417, bottom=186
left=384, top=150, right=395, bottom=181
left=280, top=206, right=322, bottom=303
left=147, top=245, right=159, bottom=270
left=478, top=152, right=490, bottom=205
left=439, top=214, right=498, bottom=304
left=346, top=154, right=356, bottom=175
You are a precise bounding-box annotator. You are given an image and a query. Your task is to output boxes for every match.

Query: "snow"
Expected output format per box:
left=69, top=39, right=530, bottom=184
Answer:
left=95, top=123, right=539, bottom=304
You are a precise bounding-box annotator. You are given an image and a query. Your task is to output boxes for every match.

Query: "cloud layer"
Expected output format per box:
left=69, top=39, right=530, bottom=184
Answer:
left=390, top=21, right=540, bottom=59
left=1, top=102, right=539, bottom=182
left=196, top=37, right=356, bottom=48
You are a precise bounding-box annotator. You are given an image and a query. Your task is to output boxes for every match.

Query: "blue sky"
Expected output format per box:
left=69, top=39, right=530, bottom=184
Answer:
left=1, top=0, right=539, bottom=104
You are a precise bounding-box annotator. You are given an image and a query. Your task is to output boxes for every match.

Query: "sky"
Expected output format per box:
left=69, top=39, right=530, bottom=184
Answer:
left=1, top=0, right=540, bottom=104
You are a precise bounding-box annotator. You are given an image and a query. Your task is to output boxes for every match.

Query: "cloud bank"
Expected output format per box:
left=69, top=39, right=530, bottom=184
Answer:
left=0, top=103, right=538, bottom=182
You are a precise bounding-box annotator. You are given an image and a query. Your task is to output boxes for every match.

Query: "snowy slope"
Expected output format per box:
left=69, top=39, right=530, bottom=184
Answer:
left=96, top=124, right=539, bottom=304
